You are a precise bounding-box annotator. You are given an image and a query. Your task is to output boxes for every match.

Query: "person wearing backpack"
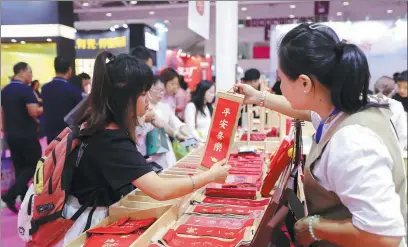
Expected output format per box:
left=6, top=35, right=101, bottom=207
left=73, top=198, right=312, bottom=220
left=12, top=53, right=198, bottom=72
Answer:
left=17, top=51, right=230, bottom=247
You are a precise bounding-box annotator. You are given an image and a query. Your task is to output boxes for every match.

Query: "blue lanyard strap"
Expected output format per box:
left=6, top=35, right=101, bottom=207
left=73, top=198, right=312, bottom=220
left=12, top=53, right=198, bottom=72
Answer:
left=315, top=108, right=340, bottom=144
left=53, top=77, right=67, bottom=83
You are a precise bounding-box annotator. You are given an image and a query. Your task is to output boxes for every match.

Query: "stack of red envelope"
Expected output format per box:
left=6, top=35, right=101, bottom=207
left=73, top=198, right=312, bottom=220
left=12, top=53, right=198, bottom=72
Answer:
left=83, top=217, right=156, bottom=247
left=240, top=133, right=267, bottom=141
left=205, top=153, right=264, bottom=199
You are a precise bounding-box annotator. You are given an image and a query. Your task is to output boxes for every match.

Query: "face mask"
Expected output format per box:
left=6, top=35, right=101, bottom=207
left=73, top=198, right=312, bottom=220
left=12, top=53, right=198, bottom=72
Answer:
left=137, top=115, right=145, bottom=125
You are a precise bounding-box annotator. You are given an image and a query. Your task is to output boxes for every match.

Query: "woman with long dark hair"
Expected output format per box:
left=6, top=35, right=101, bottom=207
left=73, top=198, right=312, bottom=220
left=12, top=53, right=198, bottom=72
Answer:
left=58, top=52, right=229, bottom=244
left=184, top=80, right=215, bottom=142
left=236, top=23, right=406, bottom=247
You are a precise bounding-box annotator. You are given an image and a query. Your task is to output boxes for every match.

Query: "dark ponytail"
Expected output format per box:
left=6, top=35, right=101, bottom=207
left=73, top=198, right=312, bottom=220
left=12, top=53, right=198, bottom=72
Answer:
left=330, top=43, right=370, bottom=113
left=75, top=51, right=154, bottom=140
left=279, top=23, right=371, bottom=114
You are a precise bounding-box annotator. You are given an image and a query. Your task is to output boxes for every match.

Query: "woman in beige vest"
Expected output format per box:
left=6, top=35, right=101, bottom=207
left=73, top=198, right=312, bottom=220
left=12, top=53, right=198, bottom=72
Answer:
left=236, top=23, right=406, bottom=247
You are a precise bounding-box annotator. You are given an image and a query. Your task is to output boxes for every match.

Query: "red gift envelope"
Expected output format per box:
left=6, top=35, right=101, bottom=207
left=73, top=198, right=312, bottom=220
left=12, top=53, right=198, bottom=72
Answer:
left=202, top=197, right=270, bottom=207
left=176, top=224, right=248, bottom=239
left=199, top=93, right=244, bottom=169
left=84, top=231, right=144, bottom=247
left=87, top=217, right=156, bottom=235
left=191, top=205, right=265, bottom=216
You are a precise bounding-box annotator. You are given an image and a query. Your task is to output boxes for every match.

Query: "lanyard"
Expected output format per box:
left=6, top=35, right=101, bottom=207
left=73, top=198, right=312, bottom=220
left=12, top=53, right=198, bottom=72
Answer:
left=315, top=108, right=340, bottom=144
left=53, top=77, right=67, bottom=83
left=10, top=80, right=24, bottom=85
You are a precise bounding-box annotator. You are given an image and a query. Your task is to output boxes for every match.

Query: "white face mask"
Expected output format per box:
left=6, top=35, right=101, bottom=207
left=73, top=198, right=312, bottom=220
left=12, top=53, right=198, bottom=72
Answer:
left=137, top=115, right=145, bottom=125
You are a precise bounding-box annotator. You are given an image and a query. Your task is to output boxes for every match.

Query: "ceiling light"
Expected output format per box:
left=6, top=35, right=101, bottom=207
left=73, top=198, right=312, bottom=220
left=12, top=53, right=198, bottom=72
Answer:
left=241, top=7, right=247, bottom=11
left=110, top=27, right=115, bottom=32
left=20, top=41, right=26, bottom=44
left=106, top=13, right=112, bottom=17
left=11, top=39, right=17, bottom=43
left=289, top=14, right=295, bottom=19
left=346, top=20, right=352, bottom=25
left=123, top=24, right=128, bottom=28
left=343, top=1, right=349, bottom=6
left=149, top=11, right=155, bottom=15
left=246, top=16, right=252, bottom=20
left=337, top=12, right=343, bottom=16
left=130, top=1, right=137, bottom=4
left=46, top=38, right=52, bottom=42
left=164, top=20, right=170, bottom=24
left=290, top=5, right=296, bottom=9
left=114, top=24, right=119, bottom=29
left=387, top=9, right=393, bottom=14
left=82, top=2, right=89, bottom=7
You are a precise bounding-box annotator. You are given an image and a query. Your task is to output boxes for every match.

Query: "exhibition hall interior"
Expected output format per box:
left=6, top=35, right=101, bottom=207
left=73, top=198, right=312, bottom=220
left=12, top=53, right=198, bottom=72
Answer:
left=1, top=0, right=407, bottom=246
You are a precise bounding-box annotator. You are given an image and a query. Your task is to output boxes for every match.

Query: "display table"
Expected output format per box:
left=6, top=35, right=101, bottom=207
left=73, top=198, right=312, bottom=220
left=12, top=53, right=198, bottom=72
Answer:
left=64, top=139, right=282, bottom=247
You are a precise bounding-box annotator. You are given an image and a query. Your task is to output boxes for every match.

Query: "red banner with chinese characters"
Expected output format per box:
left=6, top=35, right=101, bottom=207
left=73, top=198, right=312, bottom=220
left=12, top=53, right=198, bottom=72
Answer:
left=200, top=93, right=244, bottom=169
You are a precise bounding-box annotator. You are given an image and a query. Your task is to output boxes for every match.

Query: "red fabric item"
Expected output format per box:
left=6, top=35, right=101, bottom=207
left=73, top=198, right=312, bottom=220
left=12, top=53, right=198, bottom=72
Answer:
left=240, top=133, right=267, bottom=141
left=84, top=231, right=144, bottom=247
left=193, top=205, right=265, bottom=216
left=87, top=218, right=156, bottom=234
left=201, top=98, right=241, bottom=169
left=185, top=215, right=254, bottom=229
left=176, top=224, right=247, bottom=239
left=163, top=229, right=246, bottom=247
left=267, top=127, right=279, bottom=137
left=202, top=197, right=270, bottom=207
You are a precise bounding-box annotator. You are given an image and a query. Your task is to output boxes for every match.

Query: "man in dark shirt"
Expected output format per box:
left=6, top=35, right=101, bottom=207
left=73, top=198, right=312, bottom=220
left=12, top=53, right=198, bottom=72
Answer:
left=130, top=46, right=153, bottom=69
left=1, top=62, right=43, bottom=213
left=42, top=56, right=83, bottom=143
left=393, top=70, right=408, bottom=112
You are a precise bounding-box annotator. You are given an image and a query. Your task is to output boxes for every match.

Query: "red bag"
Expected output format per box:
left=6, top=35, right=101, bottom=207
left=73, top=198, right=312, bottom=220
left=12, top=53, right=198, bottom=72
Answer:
left=84, top=232, right=144, bottom=247
left=18, top=126, right=89, bottom=247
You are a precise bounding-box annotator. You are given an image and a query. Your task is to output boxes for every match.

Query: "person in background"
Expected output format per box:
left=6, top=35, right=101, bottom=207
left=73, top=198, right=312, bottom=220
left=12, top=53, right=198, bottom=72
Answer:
left=374, top=76, right=407, bottom=150
left=42, top=56, right=82, bottom=144
left=160, top=68, right=180, bottom=113
left=393, top=72, right=401, bottom=83
left=130, top=45, right=153, bottom=69
left=236, top=23, right=406, bottom=247
left=30, top=80, right=42, bottom=104
left=69, top=75, right=89, bottom=98
left=60, top=52, right=229, bottom=244
left=77, top=72, right=91, bottom=95
left=242, top=68, right=261, bottom=90
left=184, top=81, right=215, bottom=142
left=175, top=76, right=190, bottom=121
left=1, top=62, right=43, bottom=213
left=238, top=68, right=261, bottom=126
left=137, top=76, right=190, bottom=169
left=393, top=70, right=408, bottom=112
left=272, top=75, right=283, bottom=95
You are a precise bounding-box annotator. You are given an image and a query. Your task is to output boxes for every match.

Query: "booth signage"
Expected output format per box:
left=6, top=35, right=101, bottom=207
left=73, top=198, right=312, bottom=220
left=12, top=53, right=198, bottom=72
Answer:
left=75, top=29, right=129, bottom=58
left=188, top=0, right=210, bottom=39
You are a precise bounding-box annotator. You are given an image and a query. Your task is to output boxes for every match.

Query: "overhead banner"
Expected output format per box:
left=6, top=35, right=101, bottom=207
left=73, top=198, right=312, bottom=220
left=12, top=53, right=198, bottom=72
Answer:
left=188, top=0, right=210, bottom=39
left=75, top=29, right=129, bottom=58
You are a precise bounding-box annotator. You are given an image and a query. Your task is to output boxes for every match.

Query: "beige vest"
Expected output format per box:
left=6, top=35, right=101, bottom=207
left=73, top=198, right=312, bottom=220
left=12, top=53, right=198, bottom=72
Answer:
left=304, top=107, right=407, bottom=247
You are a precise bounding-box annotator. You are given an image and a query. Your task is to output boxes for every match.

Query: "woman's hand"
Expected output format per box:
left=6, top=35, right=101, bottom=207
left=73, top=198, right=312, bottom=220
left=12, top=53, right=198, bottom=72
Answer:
left=294, top=217, right=316, bottom=247
left=234, top=83, right=262, bottom=105
left=144, top=110, right=156, bottom=123
left=207, top=159, right=231, bottom=184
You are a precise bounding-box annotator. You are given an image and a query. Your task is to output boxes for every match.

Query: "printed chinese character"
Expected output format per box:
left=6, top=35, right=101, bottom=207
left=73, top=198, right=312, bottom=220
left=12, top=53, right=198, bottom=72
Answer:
left=213, top=142, right=222, bottom=152
left=86, top=39, right=97, bottom=49
left=99, top=38, right=109, bottom=49
left=186, top=227, right=197, bottom=234
left=76, top=39, right=87, bottom=49
left=222, top=108, right=231, bottom=118
left=216, top=131, right=224, bottom=140
left=219, top=119, right=228, bottom=129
